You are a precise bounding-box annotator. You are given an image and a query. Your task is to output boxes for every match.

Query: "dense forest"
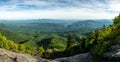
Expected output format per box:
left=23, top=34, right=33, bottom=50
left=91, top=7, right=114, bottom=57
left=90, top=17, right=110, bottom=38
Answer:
left=0, top=18, right=115, bottom=59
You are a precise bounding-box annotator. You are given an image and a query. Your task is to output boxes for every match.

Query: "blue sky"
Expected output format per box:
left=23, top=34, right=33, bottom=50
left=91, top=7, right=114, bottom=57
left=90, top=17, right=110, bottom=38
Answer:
left=0, top=0, right=119, bottom=20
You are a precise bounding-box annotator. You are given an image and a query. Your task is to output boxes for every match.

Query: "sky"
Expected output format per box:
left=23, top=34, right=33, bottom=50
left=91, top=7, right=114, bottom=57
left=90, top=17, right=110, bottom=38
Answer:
left=0, top=0, right=119, bottom=20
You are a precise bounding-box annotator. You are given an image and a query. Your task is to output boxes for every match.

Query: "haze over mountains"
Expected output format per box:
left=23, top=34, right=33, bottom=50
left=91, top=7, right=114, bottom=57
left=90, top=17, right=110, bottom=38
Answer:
left=0, top=19, right=113, bottom=33
left=0, top=19, right=113, bottom=51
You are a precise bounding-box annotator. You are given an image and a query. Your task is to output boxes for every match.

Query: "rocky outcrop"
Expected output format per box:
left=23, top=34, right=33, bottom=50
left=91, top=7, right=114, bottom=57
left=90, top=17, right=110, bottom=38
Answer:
left=53, top=53, right=90, bottom=62
left=53, top=53, right=113, bottom=62
left=104, top=44, right=120, bottom=60
left=0, top=47, right=120, bottom=62
left=0, top=48, right=37, bottom=62
left=0, top=48, right=53, bottom=62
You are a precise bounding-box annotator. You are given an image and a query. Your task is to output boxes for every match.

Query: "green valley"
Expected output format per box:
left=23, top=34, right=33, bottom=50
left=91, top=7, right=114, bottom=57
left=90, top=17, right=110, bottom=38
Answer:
left=0, top=19, right=114, bottom=59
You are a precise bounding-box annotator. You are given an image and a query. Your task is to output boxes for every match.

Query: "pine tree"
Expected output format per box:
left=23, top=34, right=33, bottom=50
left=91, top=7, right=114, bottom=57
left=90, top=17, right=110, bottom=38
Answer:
left=114, top=14, right=120, bottom=24
left=66, top=33, right=76, bottom=49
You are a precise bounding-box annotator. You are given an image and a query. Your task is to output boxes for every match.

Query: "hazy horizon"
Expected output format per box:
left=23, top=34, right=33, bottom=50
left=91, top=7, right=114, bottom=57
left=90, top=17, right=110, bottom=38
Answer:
left=0, top=19, right=113, bottom=21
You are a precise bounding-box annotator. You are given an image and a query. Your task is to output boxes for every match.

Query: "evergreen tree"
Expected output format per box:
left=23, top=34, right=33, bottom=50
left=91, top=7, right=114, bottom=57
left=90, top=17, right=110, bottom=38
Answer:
left=114, top=14, right=120, bottom=24
left=103, top=24, right=106, bottom=29
left=66, top=33, right=76, bottom=49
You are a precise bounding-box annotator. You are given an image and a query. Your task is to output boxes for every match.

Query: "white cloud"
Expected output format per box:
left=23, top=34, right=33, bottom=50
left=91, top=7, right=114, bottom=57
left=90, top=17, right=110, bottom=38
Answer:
left=0, top=8, right=118, bottom=20
left=0, top=0, right=119, bottom=20
left=23, top=0, right=49, bottom=6
left=107, top=0, right=120, bottom=12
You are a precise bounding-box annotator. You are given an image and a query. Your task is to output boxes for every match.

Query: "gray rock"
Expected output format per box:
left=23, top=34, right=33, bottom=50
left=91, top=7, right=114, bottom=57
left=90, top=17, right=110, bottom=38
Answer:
left=0, top=47, right=119, bottom=62
left=0, top=48, right=37, bottom=62
left=53, top=53, right=119, bottom=62
left=104, top=45, right=120, bottom=59
left=53, top=53, right=90, bottom=62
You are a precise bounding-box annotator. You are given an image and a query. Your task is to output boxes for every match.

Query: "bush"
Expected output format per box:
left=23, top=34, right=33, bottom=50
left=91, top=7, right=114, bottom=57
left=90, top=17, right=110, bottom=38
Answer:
left=90, top=41, right=110, bottom=59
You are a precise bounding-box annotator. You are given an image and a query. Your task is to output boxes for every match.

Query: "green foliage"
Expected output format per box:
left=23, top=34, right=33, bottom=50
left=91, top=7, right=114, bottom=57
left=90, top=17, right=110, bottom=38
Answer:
left=66, top=34, right=77, bottom=49
left=7, top=40, right=19, bottom=52
left=65, top=44, right=81, bottom=56
left=0, top=18, right=114, bottom=59
left=43, top=52, right=51, bottom=59
left=90, top=41, right=110, bottom=59
left=63, top=34, right=79, bottom=56
left=115, top=36, right=120, bottom=44
left=0, top=29, right=28, bottom=43
left=18, top=44, right=26, bottom=52
left=0, top=33, right=37, bottom=55
left=114, top=14, right=120, bottom=24
left=43, top=49, right=53, bottom=59
left=37, top=36, right=66, bottom=51
left=88, top=27, right=113, bottom=58
left=88, top=14, right=120, bottom=59
left=37, top=47, right=45, bottom=55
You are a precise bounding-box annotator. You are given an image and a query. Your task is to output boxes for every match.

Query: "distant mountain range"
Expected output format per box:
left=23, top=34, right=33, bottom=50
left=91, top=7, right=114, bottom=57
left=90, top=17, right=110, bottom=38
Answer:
left=0, top=19, right=113, bottom=33
left=0, top=19, right=113, bottom=45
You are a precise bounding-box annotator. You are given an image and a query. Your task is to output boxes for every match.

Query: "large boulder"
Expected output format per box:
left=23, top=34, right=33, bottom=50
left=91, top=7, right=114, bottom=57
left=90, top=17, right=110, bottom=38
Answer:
left=0, top=48, right=37, bottom=62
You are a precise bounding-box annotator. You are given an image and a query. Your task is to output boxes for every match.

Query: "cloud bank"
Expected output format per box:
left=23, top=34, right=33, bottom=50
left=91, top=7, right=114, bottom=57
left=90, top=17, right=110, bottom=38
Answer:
left=0, top=0, right=119, bottom=20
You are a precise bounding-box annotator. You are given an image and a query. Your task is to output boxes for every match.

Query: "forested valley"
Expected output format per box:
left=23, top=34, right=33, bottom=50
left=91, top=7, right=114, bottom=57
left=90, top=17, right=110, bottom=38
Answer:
left=0, top=17, right=116, bottom=59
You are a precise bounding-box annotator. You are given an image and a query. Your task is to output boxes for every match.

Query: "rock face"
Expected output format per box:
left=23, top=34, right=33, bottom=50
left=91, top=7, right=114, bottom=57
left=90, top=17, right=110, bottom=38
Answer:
left=104, top=44, right=120, bottom=60
left=0, top=48, right=94, bottom=62
left=0, top=48, right=53, bottom=62
left=0, top=47, right=120, bottom=62
left=53, top=53, right=90, bottom=62
left=53, top=53, right=112, bottom=62
left=0, top=48, right=37, bottom=62
left=105, top=44, right=120, bottom=57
